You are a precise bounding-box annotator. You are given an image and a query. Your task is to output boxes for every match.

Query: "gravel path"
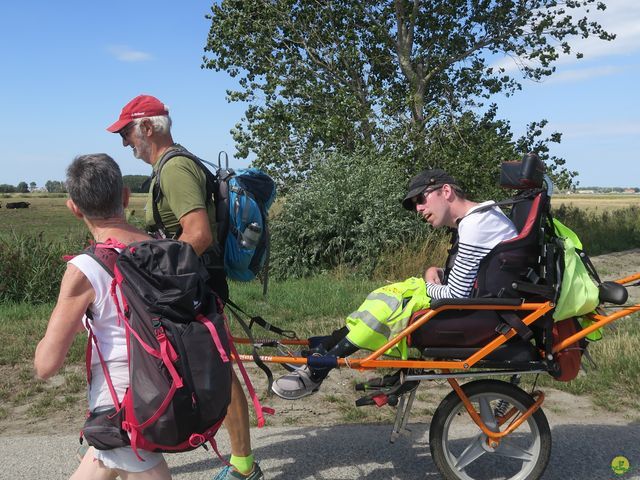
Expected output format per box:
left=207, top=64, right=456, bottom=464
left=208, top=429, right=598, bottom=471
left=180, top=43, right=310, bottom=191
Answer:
left=1, top=419, right=639, bottom=480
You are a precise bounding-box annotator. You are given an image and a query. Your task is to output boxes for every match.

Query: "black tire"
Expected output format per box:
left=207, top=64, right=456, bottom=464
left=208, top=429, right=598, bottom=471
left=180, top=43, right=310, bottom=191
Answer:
left=429, top=379, right=551, bottom=480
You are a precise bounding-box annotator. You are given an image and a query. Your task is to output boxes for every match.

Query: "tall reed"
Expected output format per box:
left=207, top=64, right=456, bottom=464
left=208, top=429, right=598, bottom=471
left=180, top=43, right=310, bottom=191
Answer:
left=0, top=232, right=88, bottom=304
left=552, top=205, right=640, bottom=255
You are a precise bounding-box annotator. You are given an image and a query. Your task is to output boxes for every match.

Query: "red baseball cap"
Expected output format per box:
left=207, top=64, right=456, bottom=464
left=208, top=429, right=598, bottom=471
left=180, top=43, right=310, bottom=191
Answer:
left=106, top=94, right=169, bottom=133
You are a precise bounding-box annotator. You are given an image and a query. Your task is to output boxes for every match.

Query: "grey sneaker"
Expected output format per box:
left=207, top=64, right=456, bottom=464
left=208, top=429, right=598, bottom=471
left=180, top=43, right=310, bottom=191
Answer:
left=271, top=366, right=323, bottom=400
left=213, top=462, right=264, bottom=480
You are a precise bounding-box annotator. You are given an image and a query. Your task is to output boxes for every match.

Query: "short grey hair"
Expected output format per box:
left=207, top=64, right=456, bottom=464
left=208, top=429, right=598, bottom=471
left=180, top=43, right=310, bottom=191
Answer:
left=66, top=154, right=124, bottom=219
left=136, top=114, right=172, bottom=135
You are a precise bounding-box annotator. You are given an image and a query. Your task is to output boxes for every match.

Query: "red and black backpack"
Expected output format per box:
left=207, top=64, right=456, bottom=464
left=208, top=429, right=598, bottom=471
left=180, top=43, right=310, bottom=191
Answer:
left=81, top=238, right=232, bottom=458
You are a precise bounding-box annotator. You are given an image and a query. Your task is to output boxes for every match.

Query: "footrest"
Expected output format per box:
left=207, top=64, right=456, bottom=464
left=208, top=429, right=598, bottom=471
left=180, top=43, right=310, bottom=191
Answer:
left=355, top=370, right=402, bottom=391
left=356, top=393, right=390, bottom=407
left=355, top=376, right=420, bottom=408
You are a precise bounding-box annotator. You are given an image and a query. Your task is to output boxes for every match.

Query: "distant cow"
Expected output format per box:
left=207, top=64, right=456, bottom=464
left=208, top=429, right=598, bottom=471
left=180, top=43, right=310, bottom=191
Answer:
left=5, top=202, right=30, bottom=209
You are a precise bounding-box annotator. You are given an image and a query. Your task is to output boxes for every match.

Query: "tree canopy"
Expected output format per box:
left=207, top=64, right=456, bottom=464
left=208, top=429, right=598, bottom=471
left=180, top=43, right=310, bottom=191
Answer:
left=204, top=0, right=613, bottom=186
left=44, top=180, right=66, bottom=193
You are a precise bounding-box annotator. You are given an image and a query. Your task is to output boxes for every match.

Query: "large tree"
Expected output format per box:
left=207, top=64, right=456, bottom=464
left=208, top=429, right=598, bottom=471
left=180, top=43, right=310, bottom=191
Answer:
left=45, top=180, right=66, bottom=193
left=203, top=0, right=613, bottom=185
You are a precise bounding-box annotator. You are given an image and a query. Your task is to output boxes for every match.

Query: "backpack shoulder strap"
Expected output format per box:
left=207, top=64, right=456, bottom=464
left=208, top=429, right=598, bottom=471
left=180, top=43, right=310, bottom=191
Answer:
left=459, top=189, right=542, bottom=221
left=81, top=242, right=123, bottom=409
left=83, top=244, right=119, bottom=278
left=151, top=145, right=219, bottom=236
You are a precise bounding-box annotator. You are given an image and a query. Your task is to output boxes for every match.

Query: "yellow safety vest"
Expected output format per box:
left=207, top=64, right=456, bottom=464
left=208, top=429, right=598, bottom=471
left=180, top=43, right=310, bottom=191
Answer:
left=345, top=277, right=431, bottom=359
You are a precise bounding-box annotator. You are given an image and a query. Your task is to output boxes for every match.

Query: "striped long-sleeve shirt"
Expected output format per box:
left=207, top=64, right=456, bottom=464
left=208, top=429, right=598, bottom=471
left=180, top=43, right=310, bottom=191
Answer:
left=426, top=201, right=517, bottom=300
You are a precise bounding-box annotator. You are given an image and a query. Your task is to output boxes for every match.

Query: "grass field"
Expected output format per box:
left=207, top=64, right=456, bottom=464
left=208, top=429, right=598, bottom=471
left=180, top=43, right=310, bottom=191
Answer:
left=1, top=192, right=637, bottom=239
left=0, top=193, right=148, bottom=238
left=0, top=192, right=639, bottom=425
left=552, top=193, right=640, bottom=212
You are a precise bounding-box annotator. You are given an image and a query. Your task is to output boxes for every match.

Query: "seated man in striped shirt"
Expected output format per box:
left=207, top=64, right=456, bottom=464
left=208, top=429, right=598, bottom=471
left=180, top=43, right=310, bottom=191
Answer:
left=272, top=168, right=517, bottom=400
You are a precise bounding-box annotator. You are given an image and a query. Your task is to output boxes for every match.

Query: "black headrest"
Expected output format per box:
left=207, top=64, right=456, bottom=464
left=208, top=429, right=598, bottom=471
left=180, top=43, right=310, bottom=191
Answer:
left=500, top=153, right=545, bottom=189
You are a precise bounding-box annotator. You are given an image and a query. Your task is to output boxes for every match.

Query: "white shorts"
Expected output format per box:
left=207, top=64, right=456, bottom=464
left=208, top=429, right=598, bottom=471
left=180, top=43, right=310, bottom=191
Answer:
left=93, top=446, right=165, bottom=473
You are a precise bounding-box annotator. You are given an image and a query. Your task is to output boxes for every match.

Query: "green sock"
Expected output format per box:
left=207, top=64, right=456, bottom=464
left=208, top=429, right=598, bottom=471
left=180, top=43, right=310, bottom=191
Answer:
left=230, top=454, right=254, bottom=475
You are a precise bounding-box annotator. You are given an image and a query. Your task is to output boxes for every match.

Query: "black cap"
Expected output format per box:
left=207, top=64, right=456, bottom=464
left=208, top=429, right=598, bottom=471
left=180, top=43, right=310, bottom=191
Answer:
left=401, top=168, right=458, bottom=210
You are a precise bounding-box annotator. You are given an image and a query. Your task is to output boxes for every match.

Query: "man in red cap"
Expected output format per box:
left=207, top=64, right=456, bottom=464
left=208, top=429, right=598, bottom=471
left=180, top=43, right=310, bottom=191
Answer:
left=107, top=94, right=263, bottom=480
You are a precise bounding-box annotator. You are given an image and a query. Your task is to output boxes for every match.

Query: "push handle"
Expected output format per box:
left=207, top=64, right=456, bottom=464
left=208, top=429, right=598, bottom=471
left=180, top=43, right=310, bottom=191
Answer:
left=218, top=151, right=229, bottom=169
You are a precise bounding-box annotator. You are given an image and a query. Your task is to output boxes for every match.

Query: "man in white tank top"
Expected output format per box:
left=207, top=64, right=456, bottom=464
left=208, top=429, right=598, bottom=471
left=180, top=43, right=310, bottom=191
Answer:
left=34, top=154, right=172, bottom=479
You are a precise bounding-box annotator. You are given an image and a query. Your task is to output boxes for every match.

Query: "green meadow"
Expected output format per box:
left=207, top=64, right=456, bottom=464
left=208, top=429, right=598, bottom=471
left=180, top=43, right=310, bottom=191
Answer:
left=0, top=192, right=639, bottom=424
left=0, top=193, right=148, bottom=238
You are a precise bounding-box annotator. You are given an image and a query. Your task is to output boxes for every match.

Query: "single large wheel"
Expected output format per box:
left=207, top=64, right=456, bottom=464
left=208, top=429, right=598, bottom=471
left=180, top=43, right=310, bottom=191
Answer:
left=429, top=379, right=551, bottom=480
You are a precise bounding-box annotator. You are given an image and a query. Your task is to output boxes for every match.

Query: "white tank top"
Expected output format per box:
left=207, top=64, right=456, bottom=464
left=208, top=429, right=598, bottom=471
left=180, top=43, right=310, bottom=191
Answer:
left=69, top=253, right=129, bottom=410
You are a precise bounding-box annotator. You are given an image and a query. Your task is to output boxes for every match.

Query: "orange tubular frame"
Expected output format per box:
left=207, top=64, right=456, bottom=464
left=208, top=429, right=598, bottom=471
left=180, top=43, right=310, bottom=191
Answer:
left=554, top=272, right=640, bottom=353
left=236, top=272, right=640, bottom=370
left=231, top=272, right=639, bottom=444
left=236, top=302, right=556, bottom=370
left=447, top=377, right=545, bottom=445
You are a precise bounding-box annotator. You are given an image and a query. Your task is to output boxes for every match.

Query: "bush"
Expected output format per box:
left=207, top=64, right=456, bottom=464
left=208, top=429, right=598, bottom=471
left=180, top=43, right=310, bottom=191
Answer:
left=270, top=150, right=434, bottom=278
left=0, top=232, right=87, bottom=304
left=552, top=205, right=640, bottom=255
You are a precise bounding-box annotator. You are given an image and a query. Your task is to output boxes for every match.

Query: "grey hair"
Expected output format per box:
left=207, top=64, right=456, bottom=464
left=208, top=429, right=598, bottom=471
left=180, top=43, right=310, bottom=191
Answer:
left=136, top=114, right=172, bottom=135
left=66, top=154, right=124, bottom=219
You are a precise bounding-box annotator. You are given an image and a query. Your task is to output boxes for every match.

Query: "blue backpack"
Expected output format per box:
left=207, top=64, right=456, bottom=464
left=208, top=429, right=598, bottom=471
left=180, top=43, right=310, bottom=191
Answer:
left=151, top=147, right=276, bottom=285
left=216, top=159, right=276, bottom=282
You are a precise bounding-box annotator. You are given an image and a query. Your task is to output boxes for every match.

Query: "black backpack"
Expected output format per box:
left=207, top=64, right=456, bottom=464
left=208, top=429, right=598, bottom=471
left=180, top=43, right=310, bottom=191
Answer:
left=82, top=239, right=232, bottom=456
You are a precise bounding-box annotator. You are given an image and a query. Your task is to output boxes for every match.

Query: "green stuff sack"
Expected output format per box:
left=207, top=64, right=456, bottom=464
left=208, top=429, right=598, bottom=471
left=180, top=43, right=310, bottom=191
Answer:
left=345, top=277, right=431, bottom=359
left=552, top=219, right=600, bottom=322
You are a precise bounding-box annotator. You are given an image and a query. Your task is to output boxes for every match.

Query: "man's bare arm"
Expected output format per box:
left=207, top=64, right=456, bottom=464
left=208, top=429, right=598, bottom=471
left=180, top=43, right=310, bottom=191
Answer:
left=178, top=208, right=213, bottom=255
left=34, top=264, right=94, bottom=379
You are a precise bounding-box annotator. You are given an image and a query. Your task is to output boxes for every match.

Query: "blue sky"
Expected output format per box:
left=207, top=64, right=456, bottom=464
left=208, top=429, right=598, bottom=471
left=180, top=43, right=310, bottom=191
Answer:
left=0, top=1, right=637, bottom=188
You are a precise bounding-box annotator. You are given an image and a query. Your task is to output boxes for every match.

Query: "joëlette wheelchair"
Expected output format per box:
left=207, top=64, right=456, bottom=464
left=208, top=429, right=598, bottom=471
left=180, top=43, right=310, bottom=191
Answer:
left=231, top=155, right=640, bottom=480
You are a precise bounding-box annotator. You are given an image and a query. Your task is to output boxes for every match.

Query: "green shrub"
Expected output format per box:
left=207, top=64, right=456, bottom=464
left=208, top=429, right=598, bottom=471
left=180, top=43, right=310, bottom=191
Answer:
left=270, top=150, right=433, bottom=278
left=0, top=232, right=87, bottom=304
left=552, top=205, right=640, bottom=255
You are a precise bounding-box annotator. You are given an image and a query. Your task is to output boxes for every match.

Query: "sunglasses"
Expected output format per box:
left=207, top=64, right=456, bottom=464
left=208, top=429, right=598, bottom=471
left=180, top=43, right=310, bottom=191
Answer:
left=413, top=186, right=443, bottom=206
left=119, top=122, right=137, bottom=140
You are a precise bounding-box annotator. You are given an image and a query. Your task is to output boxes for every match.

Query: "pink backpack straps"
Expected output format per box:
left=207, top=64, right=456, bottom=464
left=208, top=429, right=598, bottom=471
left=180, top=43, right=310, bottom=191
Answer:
left=85, top=323, right=122, bottom=409
left=223, top=317, right=275, bottom=427
left=82, top=239, right=128, bottom=409
left=87, top=239, right=126, bottom=275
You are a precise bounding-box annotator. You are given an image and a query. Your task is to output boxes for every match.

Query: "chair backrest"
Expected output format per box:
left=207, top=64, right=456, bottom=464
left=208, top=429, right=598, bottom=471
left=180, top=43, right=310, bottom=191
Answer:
left=473, top=153, right=554, bottom=299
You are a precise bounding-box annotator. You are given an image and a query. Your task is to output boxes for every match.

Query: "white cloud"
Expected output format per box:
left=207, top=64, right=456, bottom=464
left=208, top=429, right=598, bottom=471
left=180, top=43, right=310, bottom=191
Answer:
left=553, top=121, right=640, bottom=139
left=545, top=64, right=629, bottom=83
left=576, top=0, right=640, bottom=59
left=492, top=0, right=640, bottom=76
left=107, top=45, right=152, bottom=62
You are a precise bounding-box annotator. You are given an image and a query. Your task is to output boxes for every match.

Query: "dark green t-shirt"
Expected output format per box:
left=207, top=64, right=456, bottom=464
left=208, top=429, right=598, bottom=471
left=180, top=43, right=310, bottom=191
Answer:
left=145, top=154, right=217, bottom=241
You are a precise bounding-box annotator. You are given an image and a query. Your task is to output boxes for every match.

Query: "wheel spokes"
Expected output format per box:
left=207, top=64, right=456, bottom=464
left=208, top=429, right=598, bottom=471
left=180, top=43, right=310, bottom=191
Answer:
left=478, top=396, right=499, bottom=432
left=494, top=439, right=536, bottom=462
left=453, top=433, right=488, bottom=470
left=433, top=382, right=550, bottom=480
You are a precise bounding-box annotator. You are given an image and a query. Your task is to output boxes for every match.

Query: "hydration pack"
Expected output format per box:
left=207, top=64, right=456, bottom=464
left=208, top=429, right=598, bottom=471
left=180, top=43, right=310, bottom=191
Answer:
left=151, top=147, right=276, bottom=284
left=82, top=239, right=232, bottom=457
